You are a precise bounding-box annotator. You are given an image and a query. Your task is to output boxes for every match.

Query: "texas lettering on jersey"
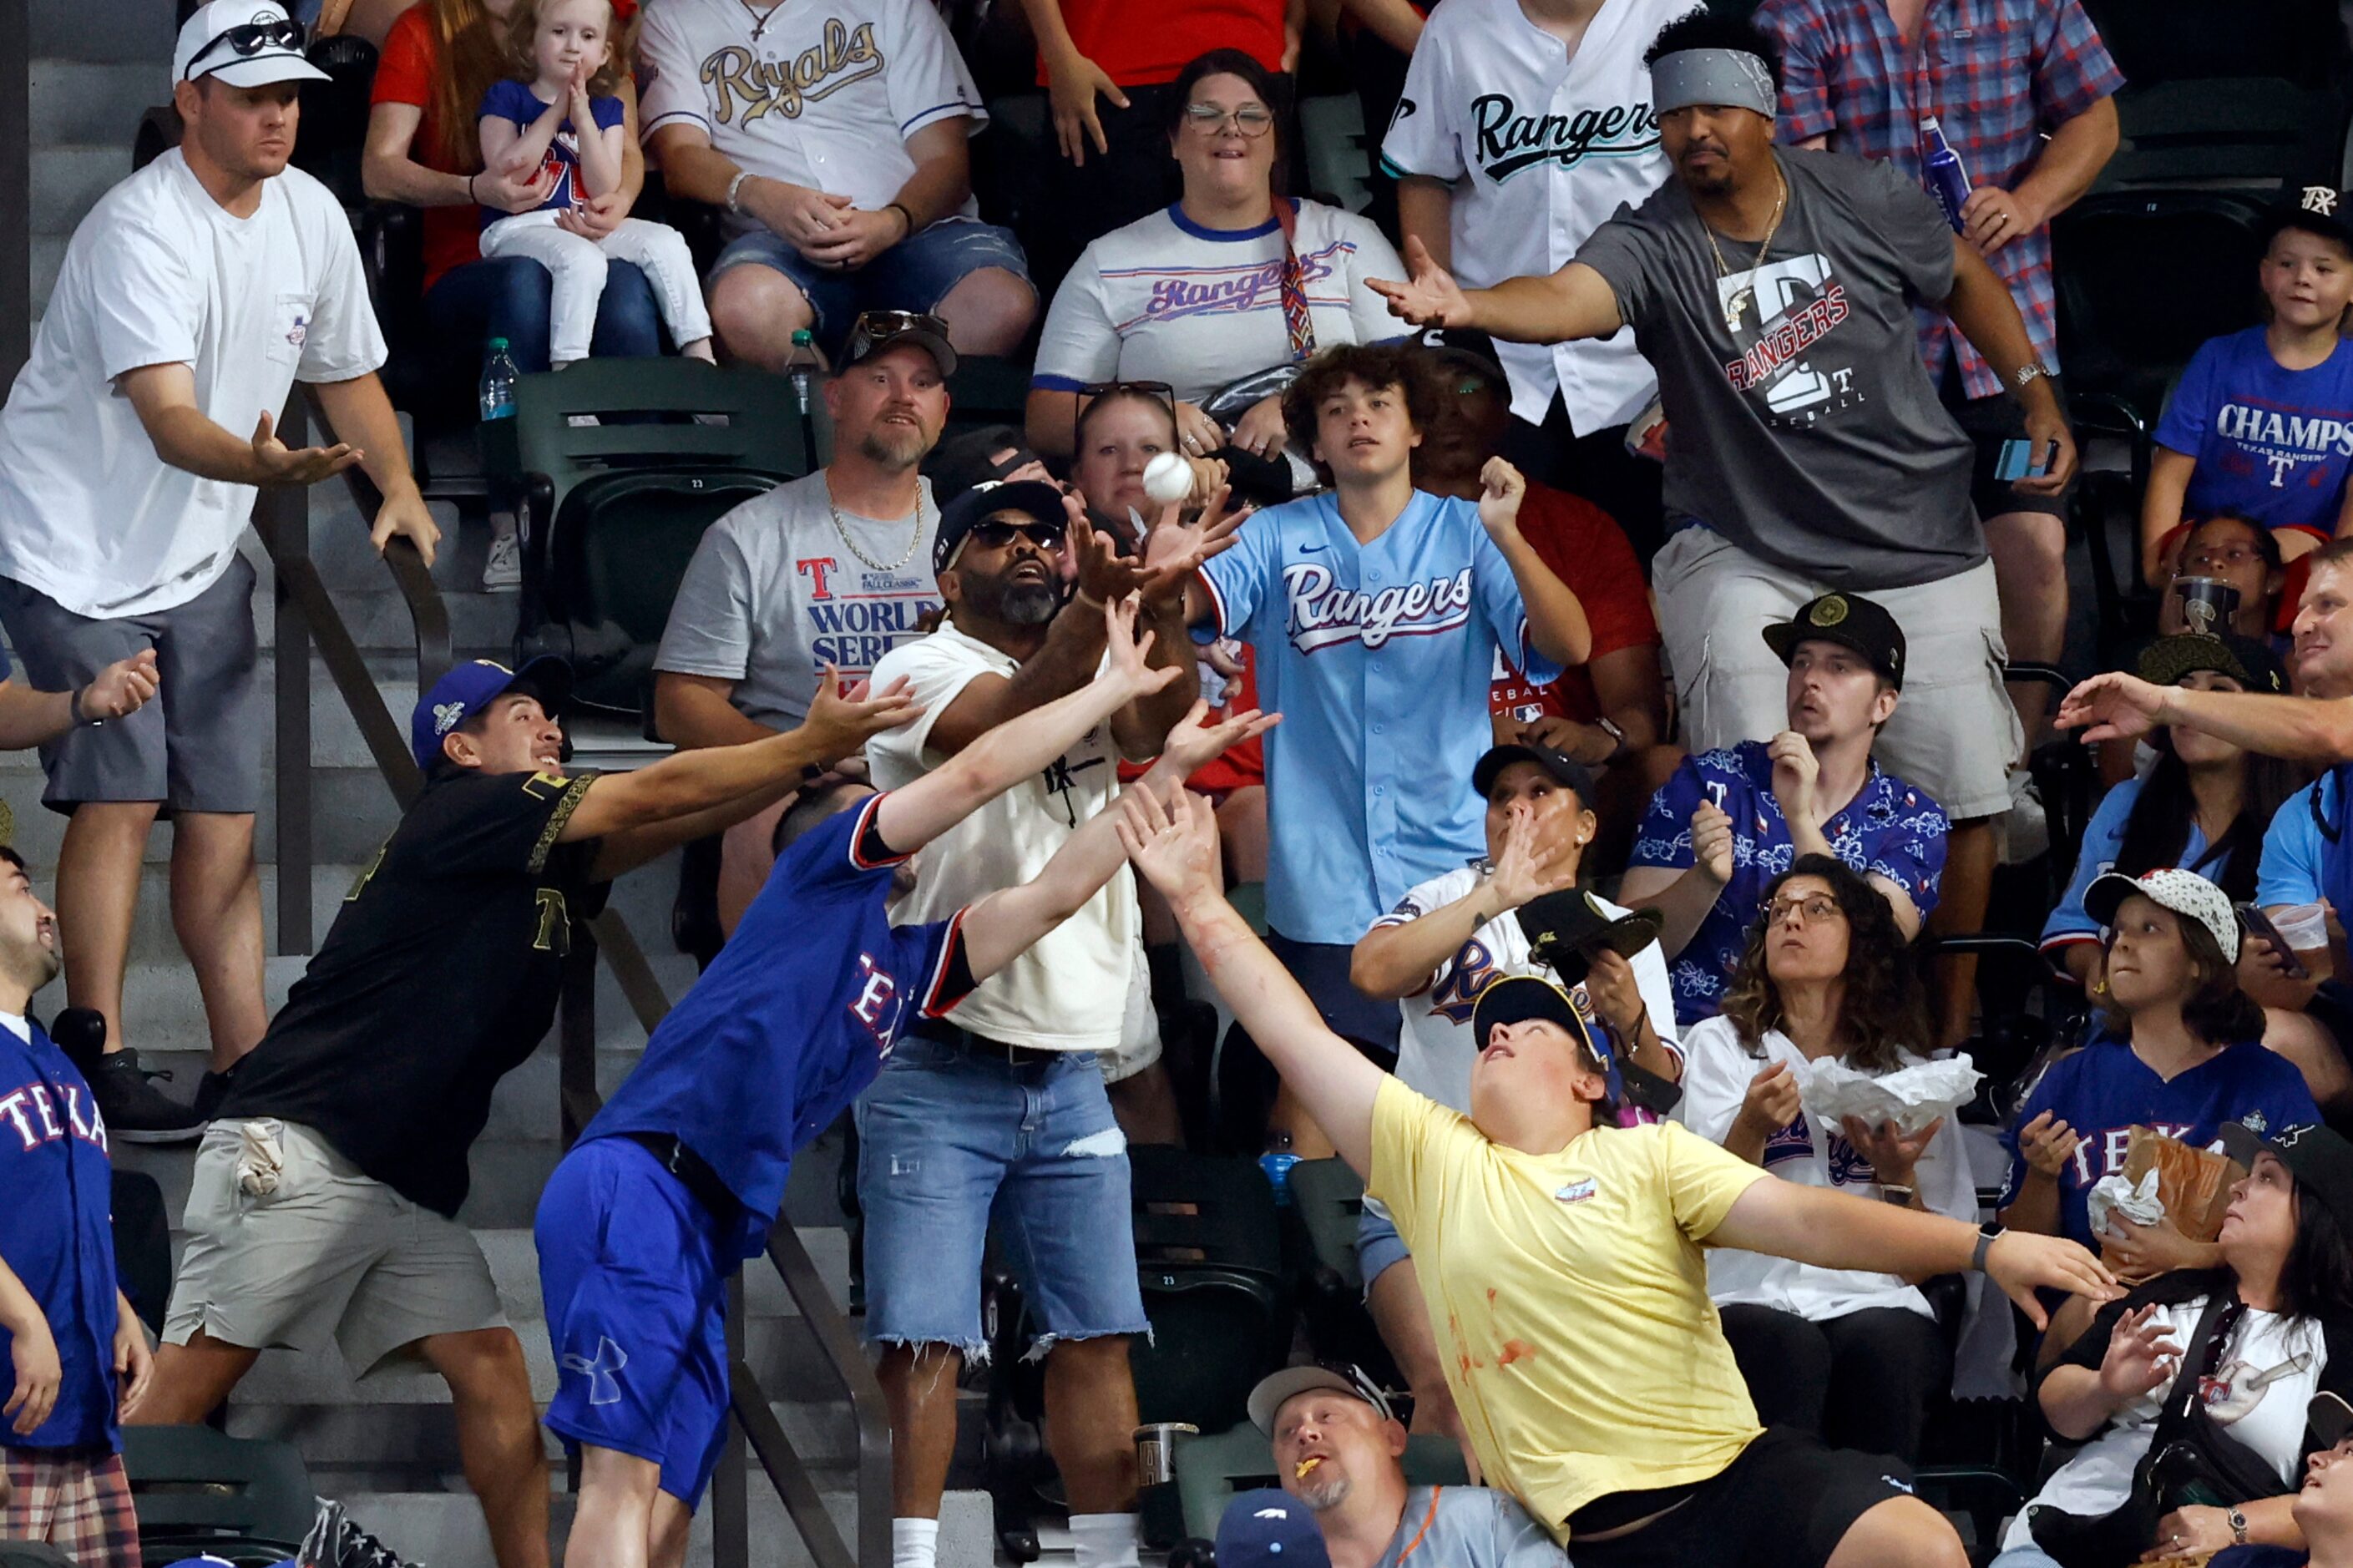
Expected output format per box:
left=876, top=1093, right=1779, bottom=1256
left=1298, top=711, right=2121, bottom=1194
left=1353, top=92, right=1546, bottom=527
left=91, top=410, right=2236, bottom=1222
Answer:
left=0, top=1075, right=107, bottom=1156
left=698, top=18, right=885, bottom=125
left=2210, top=401, right=2353, bottom=489
left=1284, top=563, right=1475, bottom=653
left=1469, top=94, right=1661, bottom=181
left=2068, top=1120, right=2200, bottom=1188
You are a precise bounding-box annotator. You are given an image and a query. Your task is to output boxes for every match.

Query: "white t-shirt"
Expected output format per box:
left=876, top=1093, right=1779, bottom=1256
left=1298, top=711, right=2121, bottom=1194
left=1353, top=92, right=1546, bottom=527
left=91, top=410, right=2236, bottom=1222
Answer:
left=0, top=151, right=384, bottom=620
left=653, top=471, right=943, bottom=728
left=1031, top=200, right=1407, bottom=407
left=1365, top=863, right=1679, bottom=1116
left=636, top=0, right=984, bottom=224
left=1379, top=0, right=1693, bottom=432
left=865, top=621, right=1136, bottom=1052
left=1673, top=1018, right=1975, bottom=1322
left=1999, top=1297, right=2326, bottom=1553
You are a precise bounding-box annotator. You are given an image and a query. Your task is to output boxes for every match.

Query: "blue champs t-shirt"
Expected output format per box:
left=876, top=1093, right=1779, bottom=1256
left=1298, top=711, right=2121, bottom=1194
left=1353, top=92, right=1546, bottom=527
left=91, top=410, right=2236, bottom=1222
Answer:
left=2155, top=326, right=2353, bottom=534
left=1627, top=740, right=1949, bottom=1025
left=1998, top=1035, right=2320, bottom=1250
left=477, top=78, right=628, bottom=222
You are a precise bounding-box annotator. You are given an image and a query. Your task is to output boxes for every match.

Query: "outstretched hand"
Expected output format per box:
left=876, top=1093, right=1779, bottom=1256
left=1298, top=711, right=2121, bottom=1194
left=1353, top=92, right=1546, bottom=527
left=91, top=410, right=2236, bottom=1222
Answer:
left=251, top=409, right=362, bottom=486
left=1155, top=699, right=1280, bottom=779
left=1475, top=457, right=1526, bottom=539
left=1117, top=780, right=1222, bottom=903
left=1486, top=806, right=1578, bottom=913
left=79, top=648, right=159, bottom=724
left=1986, top=1231, right=2118, bottom=1332
left=2056, top=672, right=2168, bottom=745
left=799, top=665, right=923, bottom=762
left=2097, top=1303, right=2182, bottom=1403
left=1101, top=593, right=1183, bottom=699
left=1145, top=483, right=1251, bottom=594
left=1365, top=235, right=1471, bottom=328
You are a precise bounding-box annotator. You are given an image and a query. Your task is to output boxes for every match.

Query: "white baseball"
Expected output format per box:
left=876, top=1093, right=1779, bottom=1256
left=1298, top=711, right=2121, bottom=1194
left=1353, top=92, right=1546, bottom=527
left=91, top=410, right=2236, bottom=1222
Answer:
left=1143, top=451, right=1195, bottom=506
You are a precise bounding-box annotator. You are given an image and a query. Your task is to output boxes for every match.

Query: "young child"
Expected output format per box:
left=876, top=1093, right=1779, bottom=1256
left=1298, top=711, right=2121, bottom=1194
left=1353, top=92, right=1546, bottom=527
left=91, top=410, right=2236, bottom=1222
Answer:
left=476, top=0, right=714, bottom=367
left=2141, top=185, right=2353, bottom=584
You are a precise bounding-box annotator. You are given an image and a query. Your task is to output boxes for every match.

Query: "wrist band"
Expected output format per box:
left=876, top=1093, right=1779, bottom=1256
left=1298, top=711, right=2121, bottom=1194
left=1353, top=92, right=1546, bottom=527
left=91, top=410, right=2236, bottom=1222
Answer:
left=1074, top=589, right=1105, bottom=611
left=886, top=201, right=915, bottom=237
left=726, top=169, right=753, bottom=214
left=467, top=171, right=479, bottom=203
left=74, top=682, right=101, bottom=727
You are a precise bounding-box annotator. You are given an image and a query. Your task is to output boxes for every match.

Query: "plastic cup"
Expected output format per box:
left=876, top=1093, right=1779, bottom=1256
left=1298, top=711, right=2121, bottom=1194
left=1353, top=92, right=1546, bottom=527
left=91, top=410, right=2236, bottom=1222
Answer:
left=2274, top=902, right=2331, bottom=953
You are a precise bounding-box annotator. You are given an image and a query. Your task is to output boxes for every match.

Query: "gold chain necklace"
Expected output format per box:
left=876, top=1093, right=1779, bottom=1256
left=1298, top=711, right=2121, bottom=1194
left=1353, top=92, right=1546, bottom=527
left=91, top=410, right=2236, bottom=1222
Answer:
left=1701, top=165, right=1789, bottom=335
left=825, top=476, right=924, bottom=572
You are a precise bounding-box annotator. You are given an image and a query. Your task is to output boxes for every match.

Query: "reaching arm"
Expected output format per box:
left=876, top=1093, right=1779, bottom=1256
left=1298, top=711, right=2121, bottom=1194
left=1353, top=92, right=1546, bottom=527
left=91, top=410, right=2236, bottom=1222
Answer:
left=564, top=673, right=919, bottom=857
left=1942, top=241, right=2077, bottom=493
left=2140, top=448, right=2196, bottom=585
left=312, top=372, right=443, bottom=567
left=1365, top=240, right=1625, bottom=343
left=1484, top=489, right=1592, bottom=668
left=1709, top=1175, right=2115, bottom=1330
left=652, top=672, right=782, bottom=749
left=0, top=652, right=157, bottom=749
left=1351, top=807, right=1577, bottom=998
left=875, top=596, right=1181, bottom=856
left=1395, top=177, right=1453, bottom=271
left=2061, top=672, right=2353, bottom=761
left=1109, top=592, right=1202, bottom=761
left=1618, top=799, right=1734, bottom=958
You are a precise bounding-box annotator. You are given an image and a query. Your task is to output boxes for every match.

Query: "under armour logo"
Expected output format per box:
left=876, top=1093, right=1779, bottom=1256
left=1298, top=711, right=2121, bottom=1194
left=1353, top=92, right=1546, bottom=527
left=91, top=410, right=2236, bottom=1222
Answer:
left=561, top=1336, right=629, bottom=1405
left=2303, top=185, right=2340, bottom=216
left=433, top=701, right=464, bottom=736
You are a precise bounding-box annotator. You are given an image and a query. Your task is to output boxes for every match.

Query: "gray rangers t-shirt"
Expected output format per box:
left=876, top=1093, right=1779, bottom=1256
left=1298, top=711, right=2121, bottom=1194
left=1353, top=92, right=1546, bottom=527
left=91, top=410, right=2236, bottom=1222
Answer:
left=1576, top=149, right=1981, bottom=589
left=653, top=470, right=943, bottom=728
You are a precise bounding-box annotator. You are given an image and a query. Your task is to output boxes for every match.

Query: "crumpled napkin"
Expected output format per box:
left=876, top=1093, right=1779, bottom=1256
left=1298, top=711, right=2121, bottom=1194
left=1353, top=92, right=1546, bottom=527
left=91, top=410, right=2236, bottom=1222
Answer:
left=1797, top=1055, right=1983, bottom=1139
left=2087, top=1168, right=2167, bottom=1241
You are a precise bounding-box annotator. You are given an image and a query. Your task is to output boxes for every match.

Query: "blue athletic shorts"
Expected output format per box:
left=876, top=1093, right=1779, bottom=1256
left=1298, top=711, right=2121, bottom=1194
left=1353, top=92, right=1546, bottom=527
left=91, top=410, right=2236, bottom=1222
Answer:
left=536, top=1136, right=734, bottom=1508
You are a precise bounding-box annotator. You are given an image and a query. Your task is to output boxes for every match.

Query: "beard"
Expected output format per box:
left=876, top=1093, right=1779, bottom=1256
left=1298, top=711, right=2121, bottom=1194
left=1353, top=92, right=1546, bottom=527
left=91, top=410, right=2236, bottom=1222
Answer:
left=1294, top=1472, right=1353, bottom=1511
left=999, top=580, right=1060, bottom=626
left=858, top=420, right=931, bottom=471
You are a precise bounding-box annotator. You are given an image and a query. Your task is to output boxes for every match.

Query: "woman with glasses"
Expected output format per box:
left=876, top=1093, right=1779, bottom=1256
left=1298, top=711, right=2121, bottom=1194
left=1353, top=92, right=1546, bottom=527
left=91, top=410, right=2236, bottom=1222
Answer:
left=1027, top=48, right=1405, bottom=485
left=2000, top=871, right=2319, bottom=1289
left=2158, top=513, right=2288, bottom=645
left=1675, top=857, right=1967, bottom=1463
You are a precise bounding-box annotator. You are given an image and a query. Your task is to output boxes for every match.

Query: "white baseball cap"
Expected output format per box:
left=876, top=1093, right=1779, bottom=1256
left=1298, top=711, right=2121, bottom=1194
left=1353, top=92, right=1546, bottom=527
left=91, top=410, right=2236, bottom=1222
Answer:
left=174, top=0, right=330, bottom=87
left=2083, top=867, right=2240, bottom=964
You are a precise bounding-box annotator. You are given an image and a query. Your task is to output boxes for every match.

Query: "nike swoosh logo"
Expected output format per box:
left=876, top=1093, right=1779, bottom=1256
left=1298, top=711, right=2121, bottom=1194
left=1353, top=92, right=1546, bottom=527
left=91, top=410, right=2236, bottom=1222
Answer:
left=1299, top=543, right=1328, bottom=554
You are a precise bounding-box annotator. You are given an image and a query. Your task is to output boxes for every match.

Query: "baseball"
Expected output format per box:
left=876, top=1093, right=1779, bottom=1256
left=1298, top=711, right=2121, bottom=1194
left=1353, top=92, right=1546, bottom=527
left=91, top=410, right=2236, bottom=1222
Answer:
left=1143, top=451, right=1195, bottom=506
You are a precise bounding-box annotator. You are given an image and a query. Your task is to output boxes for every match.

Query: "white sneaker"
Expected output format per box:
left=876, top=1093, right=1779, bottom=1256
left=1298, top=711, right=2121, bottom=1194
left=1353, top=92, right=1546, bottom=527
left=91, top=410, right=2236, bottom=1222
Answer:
left=482, top=531, right=522, bottom=592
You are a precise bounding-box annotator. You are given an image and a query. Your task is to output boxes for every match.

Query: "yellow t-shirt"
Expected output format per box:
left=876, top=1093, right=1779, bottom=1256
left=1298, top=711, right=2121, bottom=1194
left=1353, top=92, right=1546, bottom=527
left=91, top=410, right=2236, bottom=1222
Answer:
left=1369, top=1075, right=1771, bottom=1540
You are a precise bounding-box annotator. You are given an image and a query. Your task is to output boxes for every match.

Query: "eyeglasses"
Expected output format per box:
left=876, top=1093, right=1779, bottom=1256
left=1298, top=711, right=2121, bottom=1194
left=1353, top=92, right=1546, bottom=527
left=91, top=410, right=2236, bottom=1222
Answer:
left=185, top=18, right=306, bottom=77
left=2180, top=544, right=2266, bottom=571
left=1765, top=894, right=1844, bottom=927
left=1184, top=103, right=1276, bottom=137
left=967, top=519, right=1065, bottom=553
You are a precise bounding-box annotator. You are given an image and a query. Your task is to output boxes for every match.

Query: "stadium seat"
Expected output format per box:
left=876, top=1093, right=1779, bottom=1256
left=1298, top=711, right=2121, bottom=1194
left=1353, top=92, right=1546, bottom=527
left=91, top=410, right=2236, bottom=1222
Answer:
left=1283, top=1158, right=1405, bottom=1393
left=502, top=358, right=810, bottom=722
left=2077, top=0, right=2349, bottom=91
left=121, top=1425, right=316, bottom=1567
left=1127, top=1145, right=1292, bottom=1430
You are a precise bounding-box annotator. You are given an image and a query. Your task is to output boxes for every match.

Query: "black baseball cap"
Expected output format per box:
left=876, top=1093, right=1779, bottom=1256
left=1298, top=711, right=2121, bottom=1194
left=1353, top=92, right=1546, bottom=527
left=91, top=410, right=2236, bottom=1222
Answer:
left=2265, top=185, right=2353, bottom=252
left=839, top=309, right=957, bottom=377
left=2219, top=1120, right=2353, bottom=1234
left=2137, top=631, right=2290, bottom=695
left=1516, top=888, right=1665, bottom=988
left=932, top=480, right=1070, bottom=575
left=921, top=424, right=1038, bottom=508
left=1471, top=741, right=1597, bottom=801
left=1217, top=1490, right=1331, bottom=1568
left=1763, top=593, right=1907, bottom=690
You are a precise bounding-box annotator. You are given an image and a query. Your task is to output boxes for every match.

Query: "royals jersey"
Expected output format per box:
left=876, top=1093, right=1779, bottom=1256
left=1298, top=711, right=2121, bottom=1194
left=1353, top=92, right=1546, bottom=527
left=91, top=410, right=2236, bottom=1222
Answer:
left=1370, top=863, right=1678, bottom=1115
left=635, top=0, right=984, bottom=224
left=0, top=1017, right=120, bottom=1451
left=583, top=792, right=974, bottom=1257
left=1199, top=490, right=1561, bottom=945
left=1997, top=1036, right=2320, bottom=1250
left=1379, top=0, right=1695, bottom=431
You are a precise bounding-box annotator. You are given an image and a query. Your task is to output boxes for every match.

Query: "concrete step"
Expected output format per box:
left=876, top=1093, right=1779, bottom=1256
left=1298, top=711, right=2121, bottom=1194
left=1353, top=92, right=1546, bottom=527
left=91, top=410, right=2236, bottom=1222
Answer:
left=31, top=142, right=128, bottom=241
left=31, top=0, right=176, bottom=66
left=30, top=58, right=166, bottom=151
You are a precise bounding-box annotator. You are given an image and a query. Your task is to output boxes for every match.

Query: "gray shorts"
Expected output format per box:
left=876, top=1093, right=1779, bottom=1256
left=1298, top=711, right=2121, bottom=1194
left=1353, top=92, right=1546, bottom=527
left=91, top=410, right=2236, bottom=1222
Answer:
left=0, top=554, right=263, bottom=813
left=164, top=1118, right=508, bottom=1377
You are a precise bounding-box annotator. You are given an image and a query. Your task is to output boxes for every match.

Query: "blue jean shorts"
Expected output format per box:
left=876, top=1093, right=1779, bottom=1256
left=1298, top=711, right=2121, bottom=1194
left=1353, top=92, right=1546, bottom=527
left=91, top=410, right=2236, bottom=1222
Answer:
left=536, top=1137, right=734, bottom=1508
left=1354, top=1199, right=1410, bottom=1297
left=854, top=1035, right=1147, bottom=1358
left=709, top=217, right=1032, bottom=348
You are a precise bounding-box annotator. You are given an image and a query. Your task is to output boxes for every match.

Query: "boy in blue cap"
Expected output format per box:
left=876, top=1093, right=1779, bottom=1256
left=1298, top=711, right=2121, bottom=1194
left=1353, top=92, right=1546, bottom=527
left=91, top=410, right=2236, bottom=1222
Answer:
left=134, top=655, right=921, bottom=1568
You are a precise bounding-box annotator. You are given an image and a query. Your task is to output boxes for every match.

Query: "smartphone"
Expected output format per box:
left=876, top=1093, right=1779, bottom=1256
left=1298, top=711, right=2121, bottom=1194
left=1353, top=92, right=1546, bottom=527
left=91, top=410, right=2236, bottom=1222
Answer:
left=1995, top=438, right=2048, bottom=483
left=2236, top=902, right=2311, bottom=979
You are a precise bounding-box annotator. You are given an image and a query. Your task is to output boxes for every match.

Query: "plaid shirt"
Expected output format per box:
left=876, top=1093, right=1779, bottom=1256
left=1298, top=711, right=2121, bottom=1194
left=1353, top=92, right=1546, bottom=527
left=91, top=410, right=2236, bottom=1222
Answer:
left=1754, top=0, right=2123, bottom=399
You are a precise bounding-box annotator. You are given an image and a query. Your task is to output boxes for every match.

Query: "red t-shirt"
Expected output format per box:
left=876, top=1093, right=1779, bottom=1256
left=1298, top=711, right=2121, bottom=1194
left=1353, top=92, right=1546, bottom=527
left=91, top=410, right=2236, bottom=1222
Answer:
left=1488, top=482, right=1659, bottom=727
left=1037, top=0, right=1285, bottom=89
left=372, top=1, right=638, bottom=293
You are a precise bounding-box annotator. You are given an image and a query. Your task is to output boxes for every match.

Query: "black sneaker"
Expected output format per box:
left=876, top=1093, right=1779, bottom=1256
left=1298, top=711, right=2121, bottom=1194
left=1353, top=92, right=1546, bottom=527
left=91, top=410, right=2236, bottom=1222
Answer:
left=192, top=1064, right=241, bottom=1122
left=86, top=1049, right=205, bottom=1144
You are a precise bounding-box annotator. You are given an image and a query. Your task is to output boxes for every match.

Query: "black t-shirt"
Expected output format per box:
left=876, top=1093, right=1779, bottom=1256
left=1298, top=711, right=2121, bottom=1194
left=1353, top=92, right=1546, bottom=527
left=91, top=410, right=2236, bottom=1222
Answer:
left=222, top=768, right=611, bottom=1216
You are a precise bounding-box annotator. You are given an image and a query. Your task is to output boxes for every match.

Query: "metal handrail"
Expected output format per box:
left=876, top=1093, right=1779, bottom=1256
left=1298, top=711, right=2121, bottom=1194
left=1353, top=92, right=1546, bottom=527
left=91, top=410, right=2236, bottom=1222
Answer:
left=256, top=393, right=887, bottom=1568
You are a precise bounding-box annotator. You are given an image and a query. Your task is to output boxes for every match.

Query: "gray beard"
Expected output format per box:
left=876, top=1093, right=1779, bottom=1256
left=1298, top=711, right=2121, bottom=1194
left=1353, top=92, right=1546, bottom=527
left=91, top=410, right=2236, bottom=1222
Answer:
left=1001, top=582, right=1059, bottom=625
left=1296, top=1474, right=1353, bottom=1512
left=858, top=424, right=929, bottom=470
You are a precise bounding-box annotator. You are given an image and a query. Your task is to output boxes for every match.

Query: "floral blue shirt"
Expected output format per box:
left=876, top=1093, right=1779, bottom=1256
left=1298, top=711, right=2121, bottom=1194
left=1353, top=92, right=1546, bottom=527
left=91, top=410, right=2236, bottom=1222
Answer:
left=1628, top=741, right=1950, bottom=1024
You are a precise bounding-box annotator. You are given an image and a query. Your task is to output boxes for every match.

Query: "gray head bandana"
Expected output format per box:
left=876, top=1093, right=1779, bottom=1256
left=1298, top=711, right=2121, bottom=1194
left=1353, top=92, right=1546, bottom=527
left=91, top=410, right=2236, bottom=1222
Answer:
left=1650, top=48, right=1778, bottom=118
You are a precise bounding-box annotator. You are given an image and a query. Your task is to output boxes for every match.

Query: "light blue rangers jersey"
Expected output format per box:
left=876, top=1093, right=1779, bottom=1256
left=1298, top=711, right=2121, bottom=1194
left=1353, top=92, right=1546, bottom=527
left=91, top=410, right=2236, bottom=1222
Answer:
left=1199, top=489, right=1561, bottom=944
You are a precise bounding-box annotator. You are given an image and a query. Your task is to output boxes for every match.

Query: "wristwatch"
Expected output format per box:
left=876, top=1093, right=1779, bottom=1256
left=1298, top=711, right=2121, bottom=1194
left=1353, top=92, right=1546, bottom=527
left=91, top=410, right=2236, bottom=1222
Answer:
left=1971, top=1222, right=2004, bottom=1272
left=2014, top=362, right=2052, bottom=392
left=1878, top=1184, right=1915, bottom=1207
left=1594, top=716, right=1627, bottom=763
left=2228, top=1507, right=2250, bottom=1545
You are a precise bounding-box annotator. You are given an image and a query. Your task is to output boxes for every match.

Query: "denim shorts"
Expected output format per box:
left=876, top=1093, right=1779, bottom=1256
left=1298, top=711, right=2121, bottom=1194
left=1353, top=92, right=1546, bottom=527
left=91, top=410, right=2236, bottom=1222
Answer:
left=1354, top=1198, right=1410, bottom=1297
left=709, top=217, right=1031, bottom=350
left=854, top=1034, right=1147, bottom=1358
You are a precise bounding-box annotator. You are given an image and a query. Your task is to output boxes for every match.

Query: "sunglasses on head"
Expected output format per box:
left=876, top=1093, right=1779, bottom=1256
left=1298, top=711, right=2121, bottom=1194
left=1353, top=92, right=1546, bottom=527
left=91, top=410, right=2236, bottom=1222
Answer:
left=1075, top=381, right=1178, bottom=450
left=186, top=17, right=306, bottom=76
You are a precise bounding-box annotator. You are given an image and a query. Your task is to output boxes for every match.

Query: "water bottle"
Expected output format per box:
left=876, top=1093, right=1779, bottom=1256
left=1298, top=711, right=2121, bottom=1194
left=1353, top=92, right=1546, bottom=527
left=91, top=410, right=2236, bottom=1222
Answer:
left=478, top=337, right=519, bottom=422
left=1919, top=117, right=1971, bottom=235
left=785, top=328, right=819, bottom=417
left=1259, top=1129, right=1301, bottom=1207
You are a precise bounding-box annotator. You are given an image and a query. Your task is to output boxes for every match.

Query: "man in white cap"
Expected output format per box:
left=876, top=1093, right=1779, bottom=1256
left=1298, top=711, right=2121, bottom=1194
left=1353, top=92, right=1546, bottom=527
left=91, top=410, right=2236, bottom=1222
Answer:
left=0, top=0, right=441, bottom=1142
left=1247, top=1363, right=1567, bottom=1568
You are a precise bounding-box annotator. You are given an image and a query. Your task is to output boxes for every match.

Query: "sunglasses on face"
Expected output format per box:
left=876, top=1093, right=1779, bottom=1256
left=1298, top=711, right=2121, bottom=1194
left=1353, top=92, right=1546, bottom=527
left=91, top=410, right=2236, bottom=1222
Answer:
left=968, top=519, right=1065, bottom=553
left=185, top=18, right=306, bottom=76
left=1184, top=104, right=1275, bottom=137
